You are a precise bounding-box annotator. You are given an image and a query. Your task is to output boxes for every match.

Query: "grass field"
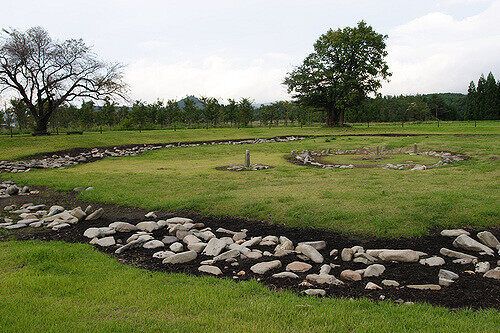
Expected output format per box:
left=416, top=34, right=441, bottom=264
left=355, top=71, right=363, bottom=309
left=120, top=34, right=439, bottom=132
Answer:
left=0, top=241, right=498, bottom=333
left=0, top=121, right=498, bottom=160
left=1, top=122, right=499, bottom=332
left=5, top=133, right=499, bottom=237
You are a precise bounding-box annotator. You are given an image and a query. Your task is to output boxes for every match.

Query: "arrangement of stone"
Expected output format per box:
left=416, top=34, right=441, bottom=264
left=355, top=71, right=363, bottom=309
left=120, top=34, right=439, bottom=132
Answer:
left=290, top=146, right=468, bottom=170
left=0, top=136, right=303, bottom=173
left=2, top=182, right=498, bottom=301
left=219, top=149, right=272, bottom=171
left=0, top=181, right=38, bottom=199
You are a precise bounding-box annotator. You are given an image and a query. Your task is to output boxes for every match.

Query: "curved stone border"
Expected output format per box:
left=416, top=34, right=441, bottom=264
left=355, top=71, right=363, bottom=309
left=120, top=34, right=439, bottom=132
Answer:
left=216, top=164, right=273, bottom=172
left=1, top=180, right=499, bottom=309
left=289, top=147, right=468, bottom=170
left=0, top=136, right=304, bottom=173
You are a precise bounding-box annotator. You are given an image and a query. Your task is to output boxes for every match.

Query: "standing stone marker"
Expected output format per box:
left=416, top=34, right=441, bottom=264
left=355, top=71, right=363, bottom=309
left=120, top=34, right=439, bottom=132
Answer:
left=245, top=150, right=251, bottom=168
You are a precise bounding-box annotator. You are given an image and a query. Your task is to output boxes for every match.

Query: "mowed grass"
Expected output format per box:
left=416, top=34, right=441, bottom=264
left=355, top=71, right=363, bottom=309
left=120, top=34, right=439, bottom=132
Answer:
left=319, top=153, right=441, bottom=165
left=0, top=240, right=498, bottom=333
left=6, top=134, right=500, bottom=237
left=1, top=121, right=498, bottom=160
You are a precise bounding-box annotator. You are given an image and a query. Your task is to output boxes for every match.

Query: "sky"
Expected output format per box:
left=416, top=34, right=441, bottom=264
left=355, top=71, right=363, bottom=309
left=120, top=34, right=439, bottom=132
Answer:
left=1, top=0, right=500, bottom=104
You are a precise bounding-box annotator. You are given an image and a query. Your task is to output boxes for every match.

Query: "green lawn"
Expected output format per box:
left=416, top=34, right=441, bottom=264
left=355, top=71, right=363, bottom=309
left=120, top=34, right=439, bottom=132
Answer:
left=1, top=121, right=498, bottom=160
left=5, top=134, right=500, bottom=237
left=318, top=153, right=441, bottom=166
left=0, top=240, right=497, bottom=333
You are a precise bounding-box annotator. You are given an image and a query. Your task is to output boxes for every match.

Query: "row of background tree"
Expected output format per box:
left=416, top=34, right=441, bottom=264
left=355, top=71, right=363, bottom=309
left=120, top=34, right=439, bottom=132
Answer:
left=1, top=72, right=499, bottom=133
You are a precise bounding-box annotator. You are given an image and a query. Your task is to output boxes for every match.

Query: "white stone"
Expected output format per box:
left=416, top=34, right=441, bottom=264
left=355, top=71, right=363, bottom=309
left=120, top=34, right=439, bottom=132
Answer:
left=296, top=244, right=324, bottom=263
left=298, top=241, right=326, bottom=250
left=306, top=274, right=343, bottom=285
left=303, top=289, right=325, bottom=296
left=203, top=238, right=227, bottom=256
left=96, top=236, right=115, bottom=247
left=407, top=284, right=441, bottom=291
left=162, top=250, right=197, bottom=264
left=364, top=264, right=386, bottom=277
left=453, top=234, right=494, bottom=255
left=153, top=251, right=175, bottom=259
left=109, top=222, right=137, bottom=233
left=198, top=265, right=222, bottom=275
left=440, top=229, right=469, bottom=237
left=286, top=261, right=312, bottom=272
left=365, top=282, right=382, bottom=290
left=440, top=248, right=477, bottom=261
left=213, top=249, right=240, bottom=262
left=188, top=242, right=207, bottom=253
left=143, top=240, right=164, bottom=249
left=475, top=262, right=490, bottom=274
left=419, top=256, right=445, bottom=267
left=341, top=248, right=353, bottom=261
left=382, top=279, right=400, bottom=287
left=378, top=250, right=422, bottom=262
left=250, top=260, right=282, bottom=274
left=477, top=231, right=500, bottom=249
left=136, top=221, right=160, bottom=232
left=438, top=269, right=459, bottom=280
left=272, top=272, right=299, bottom=279
left=169, top=242, right=184, bottom=253
left=85, top=208, right=104, bottom=221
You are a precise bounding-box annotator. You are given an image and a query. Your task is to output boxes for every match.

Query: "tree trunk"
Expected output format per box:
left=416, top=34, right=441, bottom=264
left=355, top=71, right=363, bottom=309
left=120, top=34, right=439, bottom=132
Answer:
left=33, top=117, right=50, bottom=136
left=326, top=107, right=341, bottom=127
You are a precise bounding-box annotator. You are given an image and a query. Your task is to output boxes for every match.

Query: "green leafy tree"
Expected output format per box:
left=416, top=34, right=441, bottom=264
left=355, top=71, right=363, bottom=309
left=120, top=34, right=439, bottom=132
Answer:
left=10, top=99, right=32, bottom=132
left=237, top=98, right=253, bottom=127
left=130, top=101, right=147, bottom=132
left=284, top=21, right=390, bottom=127
left=223, top=99, right=238, bottom=126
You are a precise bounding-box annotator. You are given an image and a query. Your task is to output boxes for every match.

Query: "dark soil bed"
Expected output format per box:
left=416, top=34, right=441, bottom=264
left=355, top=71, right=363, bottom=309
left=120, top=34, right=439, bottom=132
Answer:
left=1, top=185, right=499, bottom=310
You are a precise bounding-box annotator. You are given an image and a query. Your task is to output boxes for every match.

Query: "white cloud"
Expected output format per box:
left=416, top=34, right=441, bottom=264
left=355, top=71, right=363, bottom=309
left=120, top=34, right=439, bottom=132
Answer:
left=125, top=54, right=293, bottom=103
left=382, top=1, right=500, bottom=95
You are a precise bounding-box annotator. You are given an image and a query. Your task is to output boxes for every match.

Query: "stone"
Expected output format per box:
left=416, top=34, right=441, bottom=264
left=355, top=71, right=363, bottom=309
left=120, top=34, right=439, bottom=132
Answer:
left=453, top=258, right=474, bottom=265
left=153, top=251, right=175, bottom=259
left=440, top=229, right=469, bottom=237
left=319, top=264, right=331, bottom=275
left=341, top=248, right=353, bottom=261
left=477, top=231, right=500, bottom=249
left=306, top=274, right=343, bottom=285
left=382, top=279, right=400, bottom=287
left=296, top=244, right=324, bottom=263
left=136, top=221, right=160, bottom=232
left=213, top=249, right=240, bottom=262
left=183, top=234, right=201, bottom=245
left=192, top=230, right=216, bottom=241
left=109, top=222, right=137, bottom=233
left=5, top=223, right=27, bottom=229
left=241, top=237, right=262, bottom=247
left=453, top=234, right=494, bottom=255
left=483, top=269, right=500, bottom=280
left=85, top=208, right=104, bottom=221
left=164, top=217, right=193, bottom=225
left=419, top=256, right=445, bottom=267
left=440, top=248, right=477, bottom=261
left=250, top=260, right=282, bottom=274
left=364, top=264, right=386, bottom=277
left=161, top=235, right=179, bottom=245
left=438, top=269, right=459, bottom=280
left=329, top=249, right=338, bottom=257
left=365, top=282, right=382, bottom=290
left=439, top=278, right=454, bottom=286
left=169, top=242, right=184, bottom=252
left=52, top=223, right=70, bottom=231
left=244, top=251, right=263, bottom=260
left=6, top=185, right=19, bottom=195
left=83, top=227, right=115, bottom=239
left=272, top=272, right=299, bottom=279
left=353, top=253, right=377, bottom=264
left=188, top=242, right=207, bottom=253
left=233, top=231, right=247, bottom=241
left=96, top=236, right=116, bottom=247
left=162, top=250, right=197, bottom=264
left=198, top=265, right=223, bottom=276
left=203, top=238, right=227, bottom=256
left=475, top=262, right=490, bottom=273
left=340, top=270, right=362, bottom=281
left=303, top=289, right=326, bottom=296
left=143, top=240, right=165, bottom=249
left=216, top=227, right=237, bottom=235
left=145, top=211, right=157, bottom=219
left=70, top=207, right=87, bottom=221
left=378, top=250, right=422, bottom=262
left=407, top=284, right=441, bottom=291
left=298, top=241, right=326, bottom=250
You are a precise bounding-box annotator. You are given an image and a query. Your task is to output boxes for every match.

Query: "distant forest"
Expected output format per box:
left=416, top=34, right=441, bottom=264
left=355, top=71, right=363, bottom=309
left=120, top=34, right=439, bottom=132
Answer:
left=1, top=73, right=499, bottom=133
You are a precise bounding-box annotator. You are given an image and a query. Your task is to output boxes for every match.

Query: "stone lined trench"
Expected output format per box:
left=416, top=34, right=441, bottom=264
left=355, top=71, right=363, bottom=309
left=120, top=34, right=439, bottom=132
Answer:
left=1, top=181, right=499, bottom=310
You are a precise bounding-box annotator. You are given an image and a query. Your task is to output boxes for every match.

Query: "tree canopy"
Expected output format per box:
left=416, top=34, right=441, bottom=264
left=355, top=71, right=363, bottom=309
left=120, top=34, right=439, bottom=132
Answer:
left=284, top=21, right=391, bottom=126
left=0, top=26, right=127, bottom=134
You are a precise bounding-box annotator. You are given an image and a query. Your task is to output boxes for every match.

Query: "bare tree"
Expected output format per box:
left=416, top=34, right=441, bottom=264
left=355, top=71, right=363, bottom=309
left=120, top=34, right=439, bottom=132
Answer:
left=0, top=27, right=127, bottom=135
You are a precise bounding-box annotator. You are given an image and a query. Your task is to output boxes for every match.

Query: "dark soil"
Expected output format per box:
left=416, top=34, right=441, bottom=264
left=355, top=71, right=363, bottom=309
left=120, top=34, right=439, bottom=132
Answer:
left=1, top=185, right=499, bottom=310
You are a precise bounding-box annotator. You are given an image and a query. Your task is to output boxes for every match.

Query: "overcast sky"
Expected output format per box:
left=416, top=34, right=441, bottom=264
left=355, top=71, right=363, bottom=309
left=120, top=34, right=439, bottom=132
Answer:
left=2, top=0, right=500, bottom=103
